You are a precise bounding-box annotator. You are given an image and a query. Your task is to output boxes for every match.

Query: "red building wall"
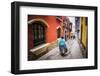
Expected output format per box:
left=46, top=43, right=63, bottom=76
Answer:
left=28, top=15, right=63, bottom=50
left=46, top=16, right=58, bottom=43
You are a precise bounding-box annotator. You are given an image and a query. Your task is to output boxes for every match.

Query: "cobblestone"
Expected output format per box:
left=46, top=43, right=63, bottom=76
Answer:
left=38, top=38, right=85, bottom=60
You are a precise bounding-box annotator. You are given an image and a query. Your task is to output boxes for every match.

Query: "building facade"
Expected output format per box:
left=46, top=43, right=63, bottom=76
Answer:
left=75, top=17, right=88, bottom=49
left=80, top=17, right=88, bottom=49
left=63, top=16, right=72, bottom=40
left=28, top=15, right=65, bottom=60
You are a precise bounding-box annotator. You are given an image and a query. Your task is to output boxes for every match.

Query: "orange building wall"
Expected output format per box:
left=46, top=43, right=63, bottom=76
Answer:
left=46, top=16, right=59, bottom=43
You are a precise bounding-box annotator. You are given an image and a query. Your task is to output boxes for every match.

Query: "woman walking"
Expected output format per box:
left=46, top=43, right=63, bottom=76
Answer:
left=58, top=36, right=68, bottom=56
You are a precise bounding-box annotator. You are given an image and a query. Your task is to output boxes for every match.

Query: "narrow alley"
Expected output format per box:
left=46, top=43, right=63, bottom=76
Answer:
left=38, top=37, right=84, bottom=60
left=28, top=15, right=88, bottom=61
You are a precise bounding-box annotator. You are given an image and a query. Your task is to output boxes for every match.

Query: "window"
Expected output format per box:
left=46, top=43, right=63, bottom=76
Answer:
left=32, top=22, right=45, bottom=46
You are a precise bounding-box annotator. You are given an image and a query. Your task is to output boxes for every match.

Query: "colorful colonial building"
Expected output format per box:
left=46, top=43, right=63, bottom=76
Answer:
left=75, top=17, right=88, bottom=58
left=28, top=15, right=65, bottom=60
left=80, top=17, right=88, bottom=49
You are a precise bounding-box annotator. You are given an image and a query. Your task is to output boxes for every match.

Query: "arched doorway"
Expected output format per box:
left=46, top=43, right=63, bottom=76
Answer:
left=28, top=18, right=49, bottom=60
left=28, top=19, right=49, bottom=50
left=57, top=27, right=61, bottom=38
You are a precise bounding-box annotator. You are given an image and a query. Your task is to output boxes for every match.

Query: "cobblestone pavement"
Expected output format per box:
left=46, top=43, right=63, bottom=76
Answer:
left=38, top=38, right=84, bottom=60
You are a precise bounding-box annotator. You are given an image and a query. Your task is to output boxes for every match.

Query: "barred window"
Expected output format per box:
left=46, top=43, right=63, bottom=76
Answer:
left=32, top=22, right=45, bottom=46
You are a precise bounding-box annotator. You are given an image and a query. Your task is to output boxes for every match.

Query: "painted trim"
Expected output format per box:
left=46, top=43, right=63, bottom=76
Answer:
left=28, top=19, right=49, bottom=28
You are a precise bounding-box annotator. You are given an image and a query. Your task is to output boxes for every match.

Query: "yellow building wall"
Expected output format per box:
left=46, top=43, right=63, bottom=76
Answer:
left=81, top=17, right=87, bottom=48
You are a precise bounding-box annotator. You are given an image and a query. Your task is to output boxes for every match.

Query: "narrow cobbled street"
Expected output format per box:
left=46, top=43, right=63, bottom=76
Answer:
left=38, top=37, right=84, bottom=60
left=28, top=16, right=88, bottom=61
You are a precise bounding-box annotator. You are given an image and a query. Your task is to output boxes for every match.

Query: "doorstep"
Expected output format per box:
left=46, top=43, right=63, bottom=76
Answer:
left=30, top=43, right=50, bottom=52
